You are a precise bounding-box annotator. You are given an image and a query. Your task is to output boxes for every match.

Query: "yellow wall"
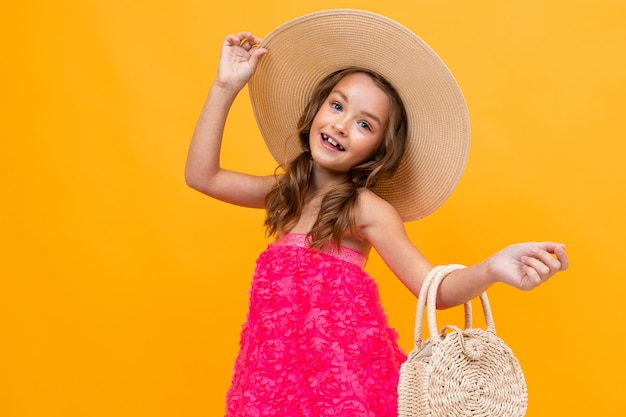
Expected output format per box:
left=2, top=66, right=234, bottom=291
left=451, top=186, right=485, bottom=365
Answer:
left=2, top=0, right=624, bottom=415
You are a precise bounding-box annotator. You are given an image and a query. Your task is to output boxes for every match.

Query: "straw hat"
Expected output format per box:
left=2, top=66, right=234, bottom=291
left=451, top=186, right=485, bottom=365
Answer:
left=248, top=9, right=470, bottom=221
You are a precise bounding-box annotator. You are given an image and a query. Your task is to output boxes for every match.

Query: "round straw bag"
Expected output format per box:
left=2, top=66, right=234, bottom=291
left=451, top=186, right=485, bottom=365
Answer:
left=398, top=265, right=528, bottom=417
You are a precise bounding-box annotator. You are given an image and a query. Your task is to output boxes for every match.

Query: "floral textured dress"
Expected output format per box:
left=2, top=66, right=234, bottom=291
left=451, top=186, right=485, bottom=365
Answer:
left=225, top=234, right=407, bottom=417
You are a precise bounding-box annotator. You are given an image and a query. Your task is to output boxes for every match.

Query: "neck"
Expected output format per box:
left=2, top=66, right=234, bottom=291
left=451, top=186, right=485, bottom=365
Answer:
left=309, top=163, right=349, bottom=195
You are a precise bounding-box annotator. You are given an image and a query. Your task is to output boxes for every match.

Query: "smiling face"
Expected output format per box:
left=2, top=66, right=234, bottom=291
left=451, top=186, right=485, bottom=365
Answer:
left=308, top=72, right=391, bottom=176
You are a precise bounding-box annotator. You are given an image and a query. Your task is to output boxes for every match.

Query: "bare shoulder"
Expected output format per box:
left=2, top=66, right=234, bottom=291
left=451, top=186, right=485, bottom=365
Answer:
left=354, top=188, right=404, bottom=231
left=353, top=188, right=423, bottom=273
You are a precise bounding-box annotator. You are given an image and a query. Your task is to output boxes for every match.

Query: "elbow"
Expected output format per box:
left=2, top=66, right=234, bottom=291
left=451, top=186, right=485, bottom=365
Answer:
left=184, top=171, right=200, bottom=191
left=184, top=169, right=201, bottom=191
left=184, top=167, right=223, bottom=198
left=184, top=166, right=211, bottom=193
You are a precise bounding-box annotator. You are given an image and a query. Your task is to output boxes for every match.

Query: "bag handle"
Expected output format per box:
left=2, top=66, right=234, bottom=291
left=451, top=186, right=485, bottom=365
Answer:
left=414, top=265, right=470, bottom=348
left=426, top=265, right=497, bottom=340
left=413, top=265, right=498, bottom=348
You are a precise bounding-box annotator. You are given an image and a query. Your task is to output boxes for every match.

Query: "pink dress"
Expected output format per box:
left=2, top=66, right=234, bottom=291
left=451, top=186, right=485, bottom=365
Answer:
left=225, top=234, right=407, bottom=417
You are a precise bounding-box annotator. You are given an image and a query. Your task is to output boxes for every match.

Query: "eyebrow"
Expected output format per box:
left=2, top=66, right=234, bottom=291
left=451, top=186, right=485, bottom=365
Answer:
left=332, top=90, right=383, bottom=127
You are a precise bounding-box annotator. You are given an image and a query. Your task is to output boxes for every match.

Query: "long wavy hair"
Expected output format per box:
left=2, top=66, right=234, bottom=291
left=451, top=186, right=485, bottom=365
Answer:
left=264, top=67, right=408, bottom=249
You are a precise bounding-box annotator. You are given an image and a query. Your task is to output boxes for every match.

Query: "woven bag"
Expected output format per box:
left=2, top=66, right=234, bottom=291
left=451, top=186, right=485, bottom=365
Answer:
left=398, top=265, right=528, bottom=417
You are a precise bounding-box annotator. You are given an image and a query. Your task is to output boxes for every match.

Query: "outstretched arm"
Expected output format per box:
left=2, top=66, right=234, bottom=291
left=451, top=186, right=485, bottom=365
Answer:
left=357, top=191, right=569, bottom=309
left=432, top=241, right=567, bottom=308
left=185, top=32, right=275, bottom=208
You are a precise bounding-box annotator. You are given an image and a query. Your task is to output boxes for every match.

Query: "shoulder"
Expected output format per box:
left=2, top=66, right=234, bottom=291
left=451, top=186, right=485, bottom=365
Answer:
left=352, top=188, right=420, bottom=267
left=354, top=188, right=404, bottom=232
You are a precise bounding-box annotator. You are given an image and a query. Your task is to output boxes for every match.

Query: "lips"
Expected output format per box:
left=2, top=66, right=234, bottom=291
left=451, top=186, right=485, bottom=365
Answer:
left=322, top=133, right=345, bottom=151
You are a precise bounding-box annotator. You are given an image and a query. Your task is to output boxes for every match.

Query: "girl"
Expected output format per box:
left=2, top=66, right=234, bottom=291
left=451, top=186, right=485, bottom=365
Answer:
left=185, top=10, right=568, bottom=417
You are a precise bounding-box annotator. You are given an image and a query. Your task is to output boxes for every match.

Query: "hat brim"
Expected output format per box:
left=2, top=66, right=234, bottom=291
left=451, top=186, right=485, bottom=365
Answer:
left=249, top=9, right=470, bottom=221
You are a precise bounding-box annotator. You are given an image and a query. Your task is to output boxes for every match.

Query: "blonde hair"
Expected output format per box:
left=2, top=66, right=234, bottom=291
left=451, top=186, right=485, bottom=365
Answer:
left=265, top=68, right=408, bottom=249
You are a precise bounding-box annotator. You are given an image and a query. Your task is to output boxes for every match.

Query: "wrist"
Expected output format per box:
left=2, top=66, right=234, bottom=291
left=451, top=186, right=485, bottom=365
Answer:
left=483, top=254, right=502, bottom=285
left=209, top=80, right=242, bottom=104
left=213, top=78, right=245, bottom=96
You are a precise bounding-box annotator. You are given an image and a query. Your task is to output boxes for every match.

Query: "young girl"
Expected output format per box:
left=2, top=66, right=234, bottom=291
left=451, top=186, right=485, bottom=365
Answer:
left=185, top=10, right=568, bottom=417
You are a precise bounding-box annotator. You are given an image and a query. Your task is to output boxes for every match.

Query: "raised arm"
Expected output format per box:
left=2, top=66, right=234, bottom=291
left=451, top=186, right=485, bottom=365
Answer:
left=356, top=190, right=569, bottom=309
left=185, top=32, right=276, bottom=208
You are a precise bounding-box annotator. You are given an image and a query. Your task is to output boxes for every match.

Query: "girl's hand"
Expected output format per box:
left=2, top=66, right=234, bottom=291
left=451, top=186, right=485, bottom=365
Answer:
left=488, top=242, right=569, bottom=291
left=215, top=32, right=268, bottom=92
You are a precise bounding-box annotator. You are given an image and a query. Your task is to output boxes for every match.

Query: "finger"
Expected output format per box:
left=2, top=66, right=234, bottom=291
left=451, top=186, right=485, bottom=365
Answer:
left=234, top=31, right=255, bottom=41
left=239, top=37, right=252, bottom=50
left=248, top=46, right=269, bottom=69
left=224, top=32, right=254, bottom=47
left=250, top=35, right=264, bottom=46
left=533, top=241, right=566, bottom=257
left=239, top=39, right=263, bottom=53
left=531, top=242, right=569, bottom=272
left=237, top=32, right=263, bottom=50
left=521, top=264, right=542, bottom=288
left=554, top=244, right=569, bottom=271
left=521, top=255, right=551, bottom=280
left=529, top=247, right=563, bottom=274
left=224, top=34, right=242, bottom=47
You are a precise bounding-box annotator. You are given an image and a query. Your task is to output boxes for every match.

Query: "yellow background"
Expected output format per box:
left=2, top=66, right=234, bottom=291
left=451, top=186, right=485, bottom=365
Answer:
left=2, top=0, right=624, bottom=415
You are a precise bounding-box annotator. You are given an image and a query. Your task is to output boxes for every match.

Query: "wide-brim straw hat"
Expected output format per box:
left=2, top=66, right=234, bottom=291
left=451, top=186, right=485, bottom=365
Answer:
left=249, top=9, right=470, bottom=221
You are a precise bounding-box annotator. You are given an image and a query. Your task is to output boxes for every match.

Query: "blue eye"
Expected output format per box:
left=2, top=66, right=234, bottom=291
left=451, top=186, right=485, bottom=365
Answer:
left=358, top=121, right=371, bottom=131
left=331, top=102, right=342, bottom=111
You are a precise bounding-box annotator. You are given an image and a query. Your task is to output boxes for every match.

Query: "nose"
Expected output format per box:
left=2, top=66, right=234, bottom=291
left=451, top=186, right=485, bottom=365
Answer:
left=332, top=116, right=347, bottom=136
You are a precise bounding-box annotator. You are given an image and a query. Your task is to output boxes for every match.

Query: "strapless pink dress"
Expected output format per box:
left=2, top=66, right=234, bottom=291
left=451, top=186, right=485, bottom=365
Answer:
left=225, top=234, right=406, bottom=417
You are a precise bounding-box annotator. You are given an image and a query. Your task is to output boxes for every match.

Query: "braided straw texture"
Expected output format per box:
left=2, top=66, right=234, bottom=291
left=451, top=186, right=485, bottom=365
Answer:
left=398, top=265, right=527, bottom=417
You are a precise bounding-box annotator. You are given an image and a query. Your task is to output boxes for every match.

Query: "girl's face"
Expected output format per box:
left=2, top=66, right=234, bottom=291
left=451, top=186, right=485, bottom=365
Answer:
left=309, top=72, right=390, bottom=175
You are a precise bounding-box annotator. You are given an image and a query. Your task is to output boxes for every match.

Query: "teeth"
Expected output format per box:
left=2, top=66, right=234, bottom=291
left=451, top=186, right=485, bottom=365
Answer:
left=322, top=134, right=344, bottom=150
